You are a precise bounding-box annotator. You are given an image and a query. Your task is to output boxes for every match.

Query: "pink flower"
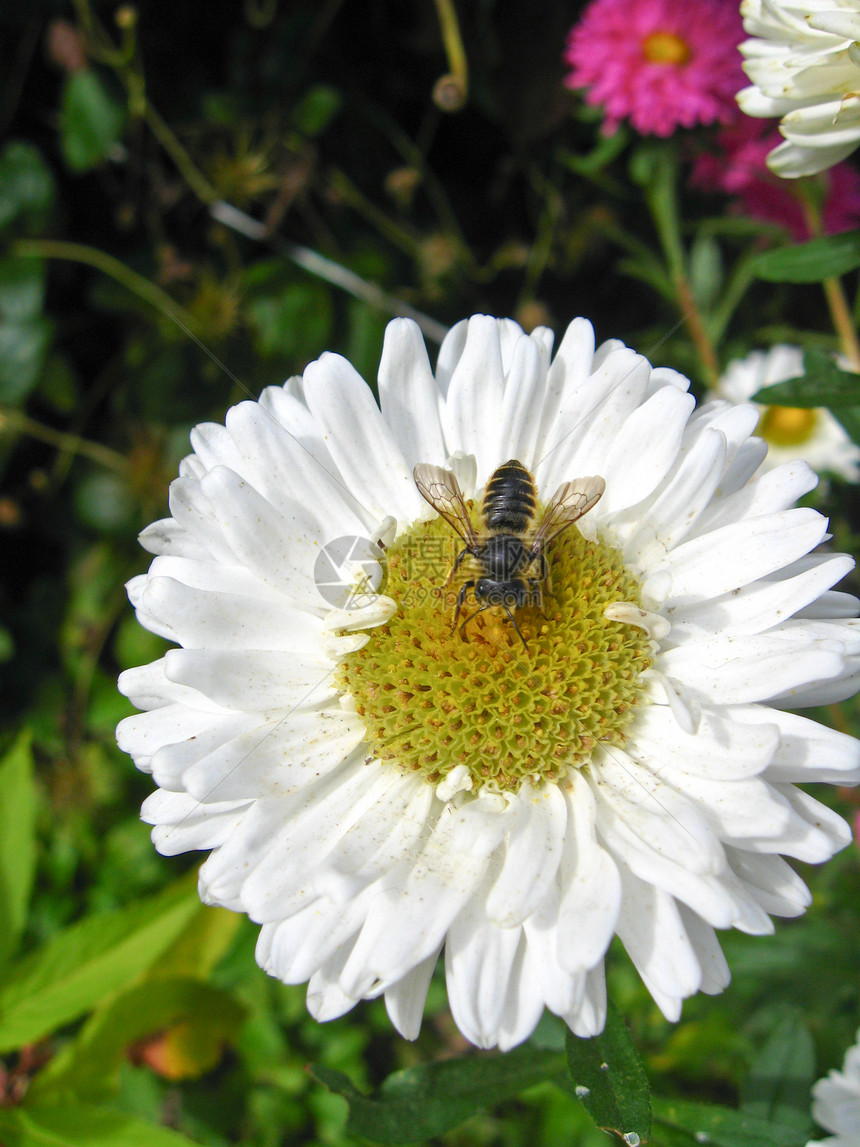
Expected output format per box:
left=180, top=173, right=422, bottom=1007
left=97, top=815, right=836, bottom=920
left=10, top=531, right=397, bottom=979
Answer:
left=563, top=0, right=746, bottom=138
left=692, top=118, right=860, bottom=241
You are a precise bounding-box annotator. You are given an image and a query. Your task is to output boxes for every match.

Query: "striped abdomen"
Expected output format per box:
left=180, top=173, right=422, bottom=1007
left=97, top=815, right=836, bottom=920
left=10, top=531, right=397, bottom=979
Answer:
left=482, top=460, right=538, bottom=534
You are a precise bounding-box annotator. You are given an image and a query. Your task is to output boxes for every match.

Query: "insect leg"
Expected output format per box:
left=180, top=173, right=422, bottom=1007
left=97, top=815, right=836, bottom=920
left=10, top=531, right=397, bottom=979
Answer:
left=502, top=603, right=530, bottom=652
left=445, top=546, right=473, bottom=588
left=452, top=580, right=475, bottom=633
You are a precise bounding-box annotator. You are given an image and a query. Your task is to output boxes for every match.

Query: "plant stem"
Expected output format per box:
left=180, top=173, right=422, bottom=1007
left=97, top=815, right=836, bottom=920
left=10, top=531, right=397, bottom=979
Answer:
left=328, top=169, right=423, bottom=258
left=143, top=102, right=219, bottom=205
left=641, top=144, right=720, bottom=386
left=674, top=272, right=720, bottom=386
left=0, top=409, right=127, bottom=472
left=12, top=239, right=198, bottom=330
left=432, top=0, right=468, bottom=110
left=801, top=194, right=860, bottom=369
left=822, top=276, right=860, bottom=371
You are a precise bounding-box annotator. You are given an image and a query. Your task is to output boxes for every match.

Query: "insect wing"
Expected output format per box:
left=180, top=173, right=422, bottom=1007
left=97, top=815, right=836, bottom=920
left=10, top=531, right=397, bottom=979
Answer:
left=530, top=475, right=605, bottom=553
left=413, top=464, right=479, bottom=548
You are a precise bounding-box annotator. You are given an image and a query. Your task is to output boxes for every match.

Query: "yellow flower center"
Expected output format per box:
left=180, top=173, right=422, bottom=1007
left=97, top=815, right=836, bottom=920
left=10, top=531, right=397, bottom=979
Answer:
left=338, top=507, right=652, bottom=794
left=757, top=405, right=819, bottom=448
left=642, top=31, right=691, bottom=66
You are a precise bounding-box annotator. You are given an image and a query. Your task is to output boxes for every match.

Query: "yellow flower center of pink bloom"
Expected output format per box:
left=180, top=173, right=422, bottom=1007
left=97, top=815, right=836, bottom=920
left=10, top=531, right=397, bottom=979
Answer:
left=642, top=31, right=691, bottom=66
left=758, top=405, right=819, bottom=448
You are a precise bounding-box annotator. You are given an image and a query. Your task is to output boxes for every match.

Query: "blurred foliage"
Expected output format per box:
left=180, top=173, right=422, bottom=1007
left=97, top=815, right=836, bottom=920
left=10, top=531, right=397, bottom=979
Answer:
left=1, top=0, right=859, bottom=1144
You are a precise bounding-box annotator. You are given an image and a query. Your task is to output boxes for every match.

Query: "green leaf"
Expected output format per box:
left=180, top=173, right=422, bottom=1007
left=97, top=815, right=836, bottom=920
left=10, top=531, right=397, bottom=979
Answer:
left=617, top=256, right=676, bottom=304
left=564, top=1003, right=652, bottom=1142
left=629, top=141, right=684, bottom=279
left=155, top=902, right=241, bottom=980
left=829, top=405, right=860, bottom=446
left=310, top=1047, right=568, bottom=1143
left=0, top=256, right=46, bottom=321
left=740, top=1010, right=815, bottom=1132
left=752, top=348, right=860, bottom=409
left=560, top=126, right=630, bottom=178
left=689, top=234, right=723, bottom=313
left=0, top=731, right=38, bottom=967
left=654, top=1097, right=810, bottom=1147
left=37, top=352, right=80, bottom=414
left=0, top=1101, right=198, bottom=1146
left=751, top=230, right=860, bottom=283
left=0, top=142, right=56, bottom=235
left=0, top=316, right=53, bottom=404
left=291, top=84, right=342, bottom=137
left=245, top=278, right=333, bottom=360
left=30, top=976, right=246, bottom=1100
left=0, top=874, right=201, bottom=1052
left=60, top=69, right=126, bottom=173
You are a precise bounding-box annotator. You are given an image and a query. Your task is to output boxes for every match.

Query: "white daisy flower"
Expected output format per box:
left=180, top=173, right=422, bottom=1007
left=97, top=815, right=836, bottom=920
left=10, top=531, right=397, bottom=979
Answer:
left=118, top=314, right=860, bottom=1051
left=737, top=0, right=860, bottom=177
left=715, top=345, right=860, bottom=481
left=808, top=1027, right=860, bottom=1145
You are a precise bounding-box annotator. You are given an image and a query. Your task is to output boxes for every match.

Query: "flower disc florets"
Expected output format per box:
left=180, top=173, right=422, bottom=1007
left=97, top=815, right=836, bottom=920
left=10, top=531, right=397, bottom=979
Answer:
left=119, top=314, right=860, bottom=1053
left=340, top=509, right=652, bottom=791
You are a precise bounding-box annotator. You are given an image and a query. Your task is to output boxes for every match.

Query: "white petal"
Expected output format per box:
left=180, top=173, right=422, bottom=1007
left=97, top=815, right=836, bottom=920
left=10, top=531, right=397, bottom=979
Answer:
left=118, top=657, right=229, bottom=713
left=141, top=789, right=251, bottom=858
left=498, top=333, right=549, bottom=467
left=446, top=893, right=524, bottom=1049
left=735, top=705, right=860, bottom=783
left=138, top=576, right=324, bottom=651
left=556, top=772, right=622, bottom=971
left=676, top=907, right=731, bottom=995
left=199, top=467, right=321, bottom=609
left=117, top=703, right=222, bottom=770
left=442, top=315, right=507, bottom=481
left=377, top=318, right=446, bottom=466
left=600, top=387, right=695, bottom=516
left=225, top=400, right=372, bottom=536
left=180, top=707, right=367, bottom=802
left=614, top=427, right=726, bottom=569
left=523, top=893, right=586, bottom=1017
left=495, top=940, right=547, bottom=1051
left=485, top=784, right=566, bottom=927
left=303, top=353, right=422, bottom=521
left=725, top=847, right=811, bottom=917
left=592, top=749, right=726, bottom=874
left=564, top=965, right=607, bottom=1037
left=537, top=318, right=595, bottom=450
left=384, top=949, right=440, bottom=1040
left=139, top=517, right=207, bottom=559
left=658, top=630, right=847, bottom=705
left=654, top=509, right=827, bottom=605
left=615, top=866, right=703, bottom=1008
left=692, top=461, right=819, bottom=536
left=150, top=712, right=266, bottom=792
left=163, top=648, right=338, bottom=711
left=772, top=784, right=852, bottom=861
left=665, top=555, right=855, bottom=640
left=337, top=796, right=507, bottom=995
left=307, top=953, right=361, bottom=1021
left=257, top=897, right=364, bottom=984
left=629, top=705, right=780, bottom=781
left=543, top=351, right=651, bottom=490
left=167, top=477, right=240, bottom=565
